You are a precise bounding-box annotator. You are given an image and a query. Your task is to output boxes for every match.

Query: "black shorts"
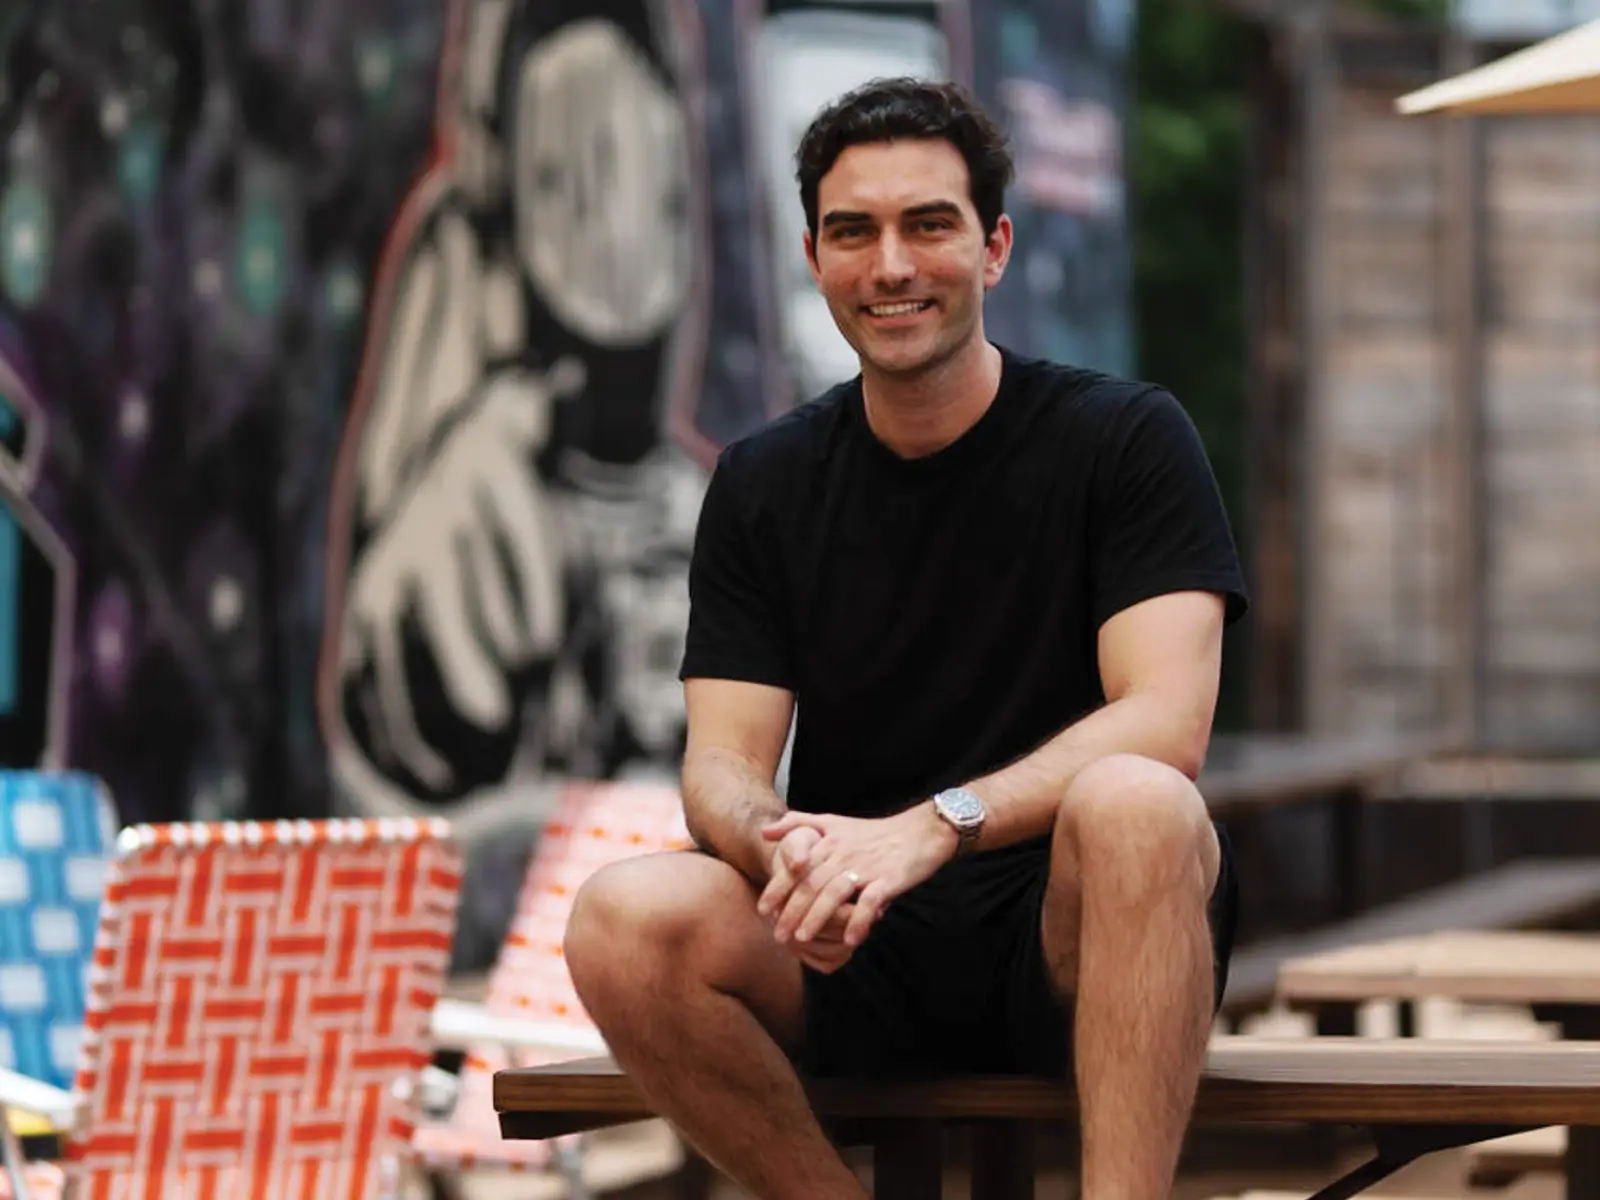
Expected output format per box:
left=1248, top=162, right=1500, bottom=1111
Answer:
left=794, top=821, right=1238, bottom=1080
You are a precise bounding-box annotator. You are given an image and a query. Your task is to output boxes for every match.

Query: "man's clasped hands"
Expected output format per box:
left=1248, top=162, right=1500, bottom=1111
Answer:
left=755, top=804, right=962, bottom=973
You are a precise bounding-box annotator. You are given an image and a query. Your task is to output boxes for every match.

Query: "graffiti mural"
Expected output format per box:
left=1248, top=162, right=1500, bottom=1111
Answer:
left=324, top=0, right=702, bottom=823
left=0, top=0, right=447, bottom=825
left=319, top=0, right=796, bottom=963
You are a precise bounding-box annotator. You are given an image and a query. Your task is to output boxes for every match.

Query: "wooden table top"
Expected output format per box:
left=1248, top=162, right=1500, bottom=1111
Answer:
left=1224, top=859, right=1600, bottom=1009
left=493, top=1038, right=1600, bottom=1140
left=1276, top=930, right=1600, bottom=1005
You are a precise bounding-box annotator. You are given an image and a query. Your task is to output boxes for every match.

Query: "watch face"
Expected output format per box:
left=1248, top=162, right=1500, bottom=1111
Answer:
left=939, top=789, right=984, bottom=826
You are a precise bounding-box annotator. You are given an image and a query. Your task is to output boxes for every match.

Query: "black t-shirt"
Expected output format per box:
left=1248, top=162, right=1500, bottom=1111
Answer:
left=680, top=347, right=1248, bottom=837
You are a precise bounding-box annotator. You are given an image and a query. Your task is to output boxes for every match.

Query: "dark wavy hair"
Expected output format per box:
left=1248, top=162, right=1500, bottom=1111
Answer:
left=795, top=77, right=1014, bottom=241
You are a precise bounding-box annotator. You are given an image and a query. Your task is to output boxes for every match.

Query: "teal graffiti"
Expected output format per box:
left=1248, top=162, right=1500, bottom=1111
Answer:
left=117, top=120, right=166, bottom=209
left=323, top=262, right=365, bottom=327
left=0, top=181, right=52, bottom=309
left=235, top=198, right=288, bottom=317
left=1000, top=10, right=1040, bottom=68
left=355, top=35, right=399, bottom=106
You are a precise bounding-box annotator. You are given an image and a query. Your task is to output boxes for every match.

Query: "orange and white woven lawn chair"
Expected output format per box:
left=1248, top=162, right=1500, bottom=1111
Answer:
left=0, top=816, right=463, bottom=1199
left=417, top=781, right=693, bottom=1198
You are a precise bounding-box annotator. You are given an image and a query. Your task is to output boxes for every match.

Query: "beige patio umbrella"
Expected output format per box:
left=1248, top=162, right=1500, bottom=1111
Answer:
left=1396, top=17, right=1600, bottom=114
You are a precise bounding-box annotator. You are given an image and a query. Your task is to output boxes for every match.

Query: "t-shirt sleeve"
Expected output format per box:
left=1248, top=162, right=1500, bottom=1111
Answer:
left=1089, top=387, right=1250, bottom=630
left=678, top=448, right=795, bottom=688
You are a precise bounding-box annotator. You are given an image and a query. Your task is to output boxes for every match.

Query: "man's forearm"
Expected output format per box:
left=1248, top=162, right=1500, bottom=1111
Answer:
left=961, top=692, right=1212, bottom=852
left=681, top=747, right=788, bottom=883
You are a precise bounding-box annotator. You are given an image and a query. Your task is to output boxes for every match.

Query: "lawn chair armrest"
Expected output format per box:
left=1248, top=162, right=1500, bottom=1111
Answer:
left=0, top=1069, right=76, bottom=1131
left=431, top=998, right=607, bottom=1055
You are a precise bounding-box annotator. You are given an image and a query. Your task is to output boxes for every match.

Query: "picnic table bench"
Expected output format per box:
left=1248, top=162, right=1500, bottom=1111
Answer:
left=494, top=1037, right=1600, bottom=1200
left=1273, top=928, right=1600, bottom=1197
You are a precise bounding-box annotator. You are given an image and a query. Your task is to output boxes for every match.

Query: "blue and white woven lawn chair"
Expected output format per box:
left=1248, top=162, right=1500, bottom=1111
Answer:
left=0, top=770, right=116, bottom=1196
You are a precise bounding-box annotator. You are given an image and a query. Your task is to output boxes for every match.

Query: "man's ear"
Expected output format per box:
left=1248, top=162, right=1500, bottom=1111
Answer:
left=803, top=229, right=822, bottom=286
left=982, top=214, right=1014, bottom=290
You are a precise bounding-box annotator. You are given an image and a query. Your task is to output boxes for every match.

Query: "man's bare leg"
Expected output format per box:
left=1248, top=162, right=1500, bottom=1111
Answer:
left=1040, top=754, right=1221, bottom=1200
left=565, top=852, right=867, bottom=1200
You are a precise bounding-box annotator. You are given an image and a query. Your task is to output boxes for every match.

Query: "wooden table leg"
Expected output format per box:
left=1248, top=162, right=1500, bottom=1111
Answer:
left=871, top=1120, right=943, bottom=1200
left=1315, top=1000, right=1358, bottom=1038
left=971, top=1119, right=1035, bottom=1200
left=1568, top=1126, right=1600, bottom=1200
left=1533, top=1004, right=1600, bottom=1200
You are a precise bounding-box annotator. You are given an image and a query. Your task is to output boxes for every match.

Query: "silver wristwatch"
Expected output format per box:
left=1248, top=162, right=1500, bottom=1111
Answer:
left=932, top=787, right=986, bottom=855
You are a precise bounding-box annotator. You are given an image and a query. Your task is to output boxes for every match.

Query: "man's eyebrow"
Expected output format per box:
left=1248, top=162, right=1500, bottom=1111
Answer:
left=902, top=201, right=964, bottom=220
left=820, top=201, right=965, bottom=229
left=821, top=210, right=872, bottom=229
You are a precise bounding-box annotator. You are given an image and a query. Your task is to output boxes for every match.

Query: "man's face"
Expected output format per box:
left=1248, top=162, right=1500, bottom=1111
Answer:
left=805, top=138, right=1011, bottom=380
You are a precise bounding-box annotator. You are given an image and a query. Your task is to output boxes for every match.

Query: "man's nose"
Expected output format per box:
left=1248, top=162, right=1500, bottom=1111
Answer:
left=870, top=231, right=916, bottom=288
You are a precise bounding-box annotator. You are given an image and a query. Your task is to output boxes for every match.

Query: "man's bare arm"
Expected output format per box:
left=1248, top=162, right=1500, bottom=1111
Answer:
left=955, top=590, right=1227, bottom=852
left=681, top=677, right=796, bottom=883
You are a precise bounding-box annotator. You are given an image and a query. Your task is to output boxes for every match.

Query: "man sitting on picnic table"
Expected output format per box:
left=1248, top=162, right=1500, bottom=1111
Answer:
left=564, top=77, right=1249, bottom=1200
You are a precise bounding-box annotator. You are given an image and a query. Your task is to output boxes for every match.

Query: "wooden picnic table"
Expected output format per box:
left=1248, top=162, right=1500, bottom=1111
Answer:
left=1277, top=929, right=1600, bottom=1009
left=494, top=1037, right=1600, bottom=1199
left=1275, top=928, right=1600, bottom=1197
left=1223, top=858, right=1600, bottom=1015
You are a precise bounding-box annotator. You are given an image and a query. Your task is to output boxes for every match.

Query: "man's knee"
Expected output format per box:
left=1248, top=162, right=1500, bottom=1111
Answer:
left=564, top=852, right=756, bottom=998
left=1058, top=754, right=1217, bottom=905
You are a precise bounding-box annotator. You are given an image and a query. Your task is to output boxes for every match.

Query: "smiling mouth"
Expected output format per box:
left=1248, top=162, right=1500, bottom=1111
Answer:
left=862, top=299, right=934, bottom=317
